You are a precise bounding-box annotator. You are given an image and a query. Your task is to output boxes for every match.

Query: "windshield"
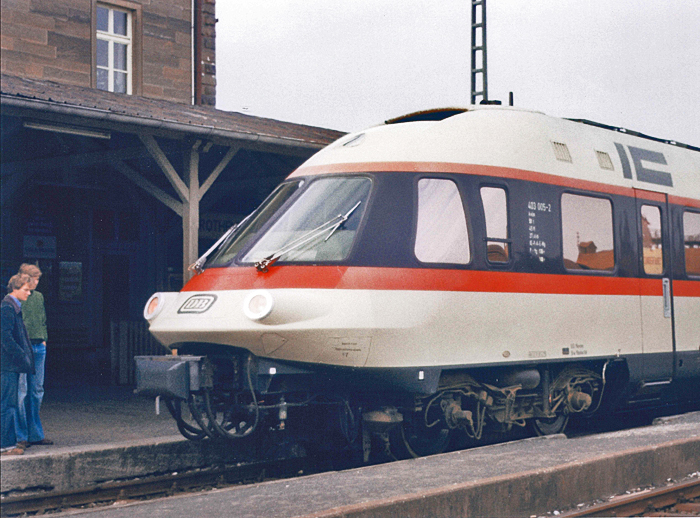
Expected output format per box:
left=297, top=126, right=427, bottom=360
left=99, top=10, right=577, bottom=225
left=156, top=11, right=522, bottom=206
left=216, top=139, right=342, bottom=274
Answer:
left=205, top=180, right=303, bottom=268
left=241, top=176, right=372, bottom=265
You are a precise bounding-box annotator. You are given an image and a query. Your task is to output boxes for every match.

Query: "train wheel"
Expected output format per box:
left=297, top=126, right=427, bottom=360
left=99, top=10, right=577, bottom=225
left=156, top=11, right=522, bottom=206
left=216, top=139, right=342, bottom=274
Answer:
left=203, top=390, right=259, bottom=439
left=391, top=413, right=451, bottom=459
left=529, top=414, right=569, bottom=436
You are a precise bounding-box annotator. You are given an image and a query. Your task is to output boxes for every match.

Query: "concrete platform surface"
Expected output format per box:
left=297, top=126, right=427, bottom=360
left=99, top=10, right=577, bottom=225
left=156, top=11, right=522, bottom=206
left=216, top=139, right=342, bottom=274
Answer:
left=1, top=387, right=253, bottom=494
left=28, top=411, right=700, bottom=518
left=8, top=386, right=179, bottom=450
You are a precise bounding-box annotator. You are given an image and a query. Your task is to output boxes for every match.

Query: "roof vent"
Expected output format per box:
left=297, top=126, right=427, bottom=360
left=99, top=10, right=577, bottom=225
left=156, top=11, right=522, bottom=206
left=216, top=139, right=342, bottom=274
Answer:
left=596, top=150, right=614, bottom=170
left=341, top=133, right=365, bottom=147
left=385, top=108, right=467, bottom=124
left=551, top=141, right=572, bottom=162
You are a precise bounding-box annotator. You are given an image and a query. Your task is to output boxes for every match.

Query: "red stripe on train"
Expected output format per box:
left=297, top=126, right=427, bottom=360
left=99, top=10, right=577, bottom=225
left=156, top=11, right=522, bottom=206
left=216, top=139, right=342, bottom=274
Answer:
left=181, top=266, right=698, bottom=297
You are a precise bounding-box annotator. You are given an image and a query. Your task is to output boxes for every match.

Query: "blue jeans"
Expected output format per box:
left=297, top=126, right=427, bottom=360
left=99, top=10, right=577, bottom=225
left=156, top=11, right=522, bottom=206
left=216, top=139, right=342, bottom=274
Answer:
left=1, top=371, right=19, bottom=449
left=16, top=343, right=46, bottom=443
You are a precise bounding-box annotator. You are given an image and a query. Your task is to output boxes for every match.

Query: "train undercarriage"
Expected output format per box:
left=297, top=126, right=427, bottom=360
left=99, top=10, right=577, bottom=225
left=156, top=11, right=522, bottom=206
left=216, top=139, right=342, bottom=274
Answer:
left=135, top=347, right=610, bottom=462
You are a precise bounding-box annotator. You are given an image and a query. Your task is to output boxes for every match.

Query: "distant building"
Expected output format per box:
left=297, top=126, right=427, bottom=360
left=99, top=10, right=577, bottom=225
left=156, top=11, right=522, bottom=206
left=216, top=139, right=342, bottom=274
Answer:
left=1, top=0, right=217, bottom=105
left=1, top=0, right=344, bottom=386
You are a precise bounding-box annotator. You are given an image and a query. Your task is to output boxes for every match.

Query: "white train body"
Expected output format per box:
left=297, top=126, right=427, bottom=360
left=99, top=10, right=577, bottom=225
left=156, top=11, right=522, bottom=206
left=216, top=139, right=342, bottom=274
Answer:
left=139, top=106, right=700, bottom=453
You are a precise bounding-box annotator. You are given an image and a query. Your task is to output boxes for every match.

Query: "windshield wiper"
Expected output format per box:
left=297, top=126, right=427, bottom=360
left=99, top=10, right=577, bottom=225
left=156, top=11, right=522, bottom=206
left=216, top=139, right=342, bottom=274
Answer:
left=255, top=200, right=362, bottom=272
left=188, top=213, right=253, bottom=275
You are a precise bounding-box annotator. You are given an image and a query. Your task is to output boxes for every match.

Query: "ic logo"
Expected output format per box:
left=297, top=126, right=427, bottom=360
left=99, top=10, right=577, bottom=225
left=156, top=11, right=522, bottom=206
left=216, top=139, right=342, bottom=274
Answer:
left=178, top=294, right=217, bottom=314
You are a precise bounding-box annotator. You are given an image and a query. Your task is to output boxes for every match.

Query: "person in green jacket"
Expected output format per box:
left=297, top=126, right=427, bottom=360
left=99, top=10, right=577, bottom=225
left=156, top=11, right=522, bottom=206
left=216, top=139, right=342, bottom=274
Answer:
left=16, top=264, right=52, bottom=447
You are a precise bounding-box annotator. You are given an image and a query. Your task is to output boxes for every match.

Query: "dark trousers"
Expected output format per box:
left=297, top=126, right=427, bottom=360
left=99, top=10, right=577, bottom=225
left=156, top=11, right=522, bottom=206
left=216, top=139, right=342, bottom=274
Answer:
left=1, top=371, right=20, bottom=448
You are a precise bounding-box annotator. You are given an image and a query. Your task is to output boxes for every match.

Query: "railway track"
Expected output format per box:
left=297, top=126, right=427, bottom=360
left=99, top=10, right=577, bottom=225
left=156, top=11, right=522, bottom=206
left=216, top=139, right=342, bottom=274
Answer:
left=2, top=409, right=696, bottom=517
left=0, top=457, right=314, bottom=517
left=560, top=477, right=700, bottom=517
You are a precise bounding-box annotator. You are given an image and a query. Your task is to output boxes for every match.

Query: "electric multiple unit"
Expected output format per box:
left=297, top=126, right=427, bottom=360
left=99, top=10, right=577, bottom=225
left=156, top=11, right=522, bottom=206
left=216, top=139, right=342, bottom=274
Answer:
left=137, top=106, right=700, bottom=460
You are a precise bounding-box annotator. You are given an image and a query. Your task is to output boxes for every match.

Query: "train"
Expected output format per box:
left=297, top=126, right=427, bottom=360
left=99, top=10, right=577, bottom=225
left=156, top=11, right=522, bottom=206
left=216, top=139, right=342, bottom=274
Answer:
left=136, top=106, right=700, bottom=461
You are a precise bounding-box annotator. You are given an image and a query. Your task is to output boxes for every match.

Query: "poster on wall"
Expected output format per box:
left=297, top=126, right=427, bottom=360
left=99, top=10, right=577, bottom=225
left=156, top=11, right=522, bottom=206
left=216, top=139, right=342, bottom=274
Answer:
left=23, top=235, right=57, bottom=259
left=59, top=261, right=82, bottom=302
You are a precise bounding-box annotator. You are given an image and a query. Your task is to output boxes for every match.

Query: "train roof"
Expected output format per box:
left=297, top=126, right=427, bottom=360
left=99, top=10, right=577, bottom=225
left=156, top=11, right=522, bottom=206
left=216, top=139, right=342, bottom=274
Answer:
left=291, top=106, right=700, bottom=202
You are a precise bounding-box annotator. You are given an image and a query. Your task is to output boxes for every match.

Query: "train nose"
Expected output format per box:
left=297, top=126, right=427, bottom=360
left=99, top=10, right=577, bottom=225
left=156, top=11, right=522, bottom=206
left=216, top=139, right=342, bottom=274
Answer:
left=242, top=290, right=275, bottom=321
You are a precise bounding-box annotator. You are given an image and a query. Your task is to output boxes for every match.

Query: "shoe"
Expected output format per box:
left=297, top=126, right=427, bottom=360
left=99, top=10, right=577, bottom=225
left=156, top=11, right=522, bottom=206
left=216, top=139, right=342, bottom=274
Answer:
left=17, top=441, right=30, bottom=448
left=29, top=438, right=53, bottom=445
left=1, top=447, right=25, bottom=456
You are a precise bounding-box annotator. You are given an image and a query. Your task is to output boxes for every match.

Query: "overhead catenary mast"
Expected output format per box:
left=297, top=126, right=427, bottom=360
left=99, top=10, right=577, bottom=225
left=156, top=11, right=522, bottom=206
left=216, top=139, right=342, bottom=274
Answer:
left=470, top=0, right=488, bottom=105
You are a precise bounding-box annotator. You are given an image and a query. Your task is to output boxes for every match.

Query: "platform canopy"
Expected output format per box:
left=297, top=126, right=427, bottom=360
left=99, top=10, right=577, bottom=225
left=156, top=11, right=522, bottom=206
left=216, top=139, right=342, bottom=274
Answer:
left=1, top=73, right=345, bottom=281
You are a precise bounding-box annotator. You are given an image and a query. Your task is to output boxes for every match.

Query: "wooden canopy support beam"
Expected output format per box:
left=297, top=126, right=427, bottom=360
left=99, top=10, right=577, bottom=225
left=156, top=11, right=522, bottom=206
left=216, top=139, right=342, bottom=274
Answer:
left=182, top=145, right=200, bottom=282
left=135, top=133, right=241, bottom=283
left=139, top=133, right=189, bottom=203
left=199, top=144, right=239, bottom=198
left=112, top=161, right=183, bottom=216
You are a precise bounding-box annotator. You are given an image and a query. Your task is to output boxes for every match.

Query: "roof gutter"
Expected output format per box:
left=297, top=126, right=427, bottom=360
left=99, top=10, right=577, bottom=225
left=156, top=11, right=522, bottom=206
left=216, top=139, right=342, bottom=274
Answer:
left=1, top=94, right=329, bottom=151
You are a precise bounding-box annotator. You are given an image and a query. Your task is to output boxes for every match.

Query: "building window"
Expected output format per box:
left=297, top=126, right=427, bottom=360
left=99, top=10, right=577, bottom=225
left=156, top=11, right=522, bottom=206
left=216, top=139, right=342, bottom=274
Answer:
left=96, top=4, right=132, bottom=94
left=683, top=211, right=700, bottom=276
left=481, top=186, right=510, bottom=262
left=415, top=179, right=470, bottom=264
left=561, top=193, right=615, bottom=271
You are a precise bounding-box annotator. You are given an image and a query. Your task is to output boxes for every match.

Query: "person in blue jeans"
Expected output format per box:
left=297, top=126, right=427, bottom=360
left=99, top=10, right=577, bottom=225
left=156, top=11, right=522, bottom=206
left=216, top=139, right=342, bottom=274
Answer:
left=1, top=274, right=34, bottom=456
left=16, top=264, right=52, bottom=448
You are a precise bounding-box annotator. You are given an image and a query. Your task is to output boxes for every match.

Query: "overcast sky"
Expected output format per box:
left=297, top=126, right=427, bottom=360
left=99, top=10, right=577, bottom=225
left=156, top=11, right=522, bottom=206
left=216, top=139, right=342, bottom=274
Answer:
left=216, top=1, right=700, bottom=147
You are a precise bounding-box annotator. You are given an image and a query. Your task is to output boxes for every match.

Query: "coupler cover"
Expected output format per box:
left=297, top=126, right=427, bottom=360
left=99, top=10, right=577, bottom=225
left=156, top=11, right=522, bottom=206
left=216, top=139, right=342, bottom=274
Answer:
left=134, top=355, right=211, bottom=400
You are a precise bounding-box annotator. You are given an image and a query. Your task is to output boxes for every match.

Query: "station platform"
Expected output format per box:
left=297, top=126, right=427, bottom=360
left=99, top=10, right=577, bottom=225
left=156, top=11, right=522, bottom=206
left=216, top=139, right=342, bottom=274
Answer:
left=1, top=386, right=249, bottom=496
left=4, top=386, right=178, bottom=451
left=1, top=387, right=699, bottom=517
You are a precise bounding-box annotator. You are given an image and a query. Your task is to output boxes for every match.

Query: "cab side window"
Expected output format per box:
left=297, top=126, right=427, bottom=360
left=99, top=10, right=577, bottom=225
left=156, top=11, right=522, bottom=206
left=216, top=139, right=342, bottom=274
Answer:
left=561, top=193, right=615, bottom=271
left=641, top=205, right=663, bottom=275
left=480, top=186, right=509, bottom=262
left=683, top=211, right=700, bottom=276
left=415, top=179, right=470, bottom=264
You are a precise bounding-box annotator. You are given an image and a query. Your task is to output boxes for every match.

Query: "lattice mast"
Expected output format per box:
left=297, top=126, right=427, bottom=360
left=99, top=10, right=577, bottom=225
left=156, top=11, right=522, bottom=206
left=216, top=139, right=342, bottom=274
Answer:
left=470, top=0, right=488, bottom=104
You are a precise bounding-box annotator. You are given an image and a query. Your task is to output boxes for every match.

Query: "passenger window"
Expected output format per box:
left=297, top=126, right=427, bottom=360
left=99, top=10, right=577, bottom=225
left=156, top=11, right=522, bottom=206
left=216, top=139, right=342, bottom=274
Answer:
left=480, top=186, right=509, bottom=262
left=641, top=205, right=663, bottom=275
left=415, top=179, right=470, bottom=264
left=683, top=211, right=700, bottom=276
left=561, top=194, right=615, bottom=271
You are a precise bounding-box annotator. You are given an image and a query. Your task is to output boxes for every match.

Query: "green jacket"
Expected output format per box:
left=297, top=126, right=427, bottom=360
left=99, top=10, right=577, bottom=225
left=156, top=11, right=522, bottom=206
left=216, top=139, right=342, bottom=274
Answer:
left=22, top=290, right=47, bottom=342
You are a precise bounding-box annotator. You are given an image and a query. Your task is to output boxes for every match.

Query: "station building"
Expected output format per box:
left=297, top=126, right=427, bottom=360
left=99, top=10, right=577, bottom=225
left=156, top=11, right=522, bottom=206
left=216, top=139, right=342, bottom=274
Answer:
left=0, top=0, right=344, bottom=386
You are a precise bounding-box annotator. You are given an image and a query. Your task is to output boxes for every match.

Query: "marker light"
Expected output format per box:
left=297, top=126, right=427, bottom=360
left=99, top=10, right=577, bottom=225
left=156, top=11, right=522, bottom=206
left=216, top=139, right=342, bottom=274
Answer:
left=243, top=290, right=274, bottom=321
left=144, top=293, right=165, bottom=321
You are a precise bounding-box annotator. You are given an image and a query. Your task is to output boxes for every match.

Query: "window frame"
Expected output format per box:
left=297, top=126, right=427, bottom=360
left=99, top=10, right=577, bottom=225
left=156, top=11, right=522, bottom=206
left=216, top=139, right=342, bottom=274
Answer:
left=479, top=184, right=512, bottom=265
left=682, top=209, right=700, bottom=278
left=412, top=175, right=472, bottom=267
left=560, top=190, right=617, bottom=274
left=92, top=0, right=142, bottom=95
left=640, top=204, right=665, bottom=276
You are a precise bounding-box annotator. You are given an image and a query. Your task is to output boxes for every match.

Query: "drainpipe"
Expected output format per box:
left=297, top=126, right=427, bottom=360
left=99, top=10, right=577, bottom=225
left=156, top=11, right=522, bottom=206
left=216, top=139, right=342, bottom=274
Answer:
left=191, top=0, right=195, bottom=104
left=192, top=0, right=203, bottom=105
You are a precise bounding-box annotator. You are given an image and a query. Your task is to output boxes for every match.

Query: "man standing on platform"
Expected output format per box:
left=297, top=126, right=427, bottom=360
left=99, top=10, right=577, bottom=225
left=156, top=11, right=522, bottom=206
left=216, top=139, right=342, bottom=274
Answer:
left=1, top=274, right=34, bottom=456
left=16, top=264, right=53, bottom=448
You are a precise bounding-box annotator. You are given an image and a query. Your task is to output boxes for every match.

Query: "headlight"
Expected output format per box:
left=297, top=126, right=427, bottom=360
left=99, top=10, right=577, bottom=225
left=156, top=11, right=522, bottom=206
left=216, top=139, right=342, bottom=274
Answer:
left=243, top=290, right=274, bottom=321
left=144, top=293, right=165, bottom=321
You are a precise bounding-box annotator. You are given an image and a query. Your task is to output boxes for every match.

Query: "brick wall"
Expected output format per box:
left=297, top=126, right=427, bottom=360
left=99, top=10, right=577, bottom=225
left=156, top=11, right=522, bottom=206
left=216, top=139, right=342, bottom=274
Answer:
left=0, top=0, right=216, bottom=105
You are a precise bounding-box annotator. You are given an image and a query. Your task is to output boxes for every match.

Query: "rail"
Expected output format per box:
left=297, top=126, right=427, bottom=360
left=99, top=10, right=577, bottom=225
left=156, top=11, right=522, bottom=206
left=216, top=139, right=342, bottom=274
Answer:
left=0, top=457, right=313, bottom=517
left=560, top=477, right=700, bottom=517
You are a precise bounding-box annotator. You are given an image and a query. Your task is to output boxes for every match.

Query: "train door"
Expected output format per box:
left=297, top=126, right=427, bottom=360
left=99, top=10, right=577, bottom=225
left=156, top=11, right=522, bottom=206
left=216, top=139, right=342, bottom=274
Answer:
left=635, top=189, right=675, bottom=391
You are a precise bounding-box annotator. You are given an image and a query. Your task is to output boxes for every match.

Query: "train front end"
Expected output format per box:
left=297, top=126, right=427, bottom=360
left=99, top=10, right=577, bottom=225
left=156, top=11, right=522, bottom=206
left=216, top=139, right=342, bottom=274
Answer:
left=135, top=173, right=404, bottom=451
